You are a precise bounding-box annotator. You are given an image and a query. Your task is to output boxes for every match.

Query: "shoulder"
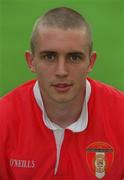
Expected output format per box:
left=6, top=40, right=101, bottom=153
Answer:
left=88, top=77, right=124, bottom=102
left=0, top=80, right=37, bottom=140
left=88, top=77, right=124, bottom=116
left=88, top=77, right=124, bottom=141
left=0, top=80, right=36, bottom=118
left=1, top=79, right=36, bottom=100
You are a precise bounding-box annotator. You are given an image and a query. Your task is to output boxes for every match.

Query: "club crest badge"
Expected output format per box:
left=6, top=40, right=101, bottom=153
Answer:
left=86, top=141, right=114, bottom=179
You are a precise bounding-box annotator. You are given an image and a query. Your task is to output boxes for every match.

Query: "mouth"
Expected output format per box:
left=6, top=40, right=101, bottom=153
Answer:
left=52, top=83, right=73, bottom=92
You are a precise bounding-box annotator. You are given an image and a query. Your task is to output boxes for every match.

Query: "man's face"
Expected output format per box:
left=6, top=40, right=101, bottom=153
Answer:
left=26, top=27, right=96, bottom=104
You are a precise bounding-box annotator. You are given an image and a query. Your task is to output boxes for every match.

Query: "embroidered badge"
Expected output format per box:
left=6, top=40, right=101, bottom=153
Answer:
left=86, top=141, right=114, bottom=179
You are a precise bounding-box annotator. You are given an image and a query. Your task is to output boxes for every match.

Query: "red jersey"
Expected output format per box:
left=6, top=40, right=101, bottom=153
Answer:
left=0, top=78, right=124, bottom=180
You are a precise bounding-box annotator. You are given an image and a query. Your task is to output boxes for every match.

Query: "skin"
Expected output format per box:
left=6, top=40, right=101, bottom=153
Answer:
left=25, top=27, right=96, bottom=128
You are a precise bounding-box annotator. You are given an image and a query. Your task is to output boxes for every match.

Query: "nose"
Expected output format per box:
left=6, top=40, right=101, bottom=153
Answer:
left=55, top=58, right=68, bottom=77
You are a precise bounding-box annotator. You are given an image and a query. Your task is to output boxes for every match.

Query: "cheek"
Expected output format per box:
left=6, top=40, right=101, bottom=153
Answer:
left=37, top=71, right=50, bottom=83
left=81, top=63, right=90, bottom=75
left=78, top=65, right=89, bottom=76
left=37, top=72, right=49, bottom=90
left=72, top=70, right=86, bottom=83
left=35, top=63, right=51, bottom=77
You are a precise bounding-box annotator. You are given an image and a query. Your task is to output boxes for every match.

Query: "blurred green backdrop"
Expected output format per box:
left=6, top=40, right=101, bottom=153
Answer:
left=0, top=0, right=124, bottom=96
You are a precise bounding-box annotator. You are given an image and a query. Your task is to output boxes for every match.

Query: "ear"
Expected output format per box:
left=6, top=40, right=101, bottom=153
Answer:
left=87, top=51, right=97, bottom=73
left=25, top=51, right=36, bottom=73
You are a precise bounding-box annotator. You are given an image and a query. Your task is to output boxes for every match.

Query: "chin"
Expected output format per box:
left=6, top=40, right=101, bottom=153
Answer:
left=52, top=95, right=74, bottom=104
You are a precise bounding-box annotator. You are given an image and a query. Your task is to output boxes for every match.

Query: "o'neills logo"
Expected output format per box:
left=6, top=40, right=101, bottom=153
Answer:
left=10, top=159, right=36, bottom=168
left=86, top=142, right=114, bottom=179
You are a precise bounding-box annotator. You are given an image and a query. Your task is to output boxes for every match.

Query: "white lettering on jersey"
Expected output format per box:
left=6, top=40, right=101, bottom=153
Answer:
left=10, top=159, right=35, bottom=168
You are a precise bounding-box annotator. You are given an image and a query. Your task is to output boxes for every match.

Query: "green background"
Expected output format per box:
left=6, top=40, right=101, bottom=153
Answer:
left=0, top=0, right=124, bottom=96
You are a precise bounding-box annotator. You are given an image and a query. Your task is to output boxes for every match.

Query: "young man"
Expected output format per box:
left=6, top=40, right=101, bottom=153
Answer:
left=0, top=7, right=124, bottom=180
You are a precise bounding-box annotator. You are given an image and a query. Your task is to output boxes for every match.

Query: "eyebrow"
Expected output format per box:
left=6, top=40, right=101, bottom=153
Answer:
left=39, top=51, right=57, bottom=55
left=68, top=52, right=84, bottom=55
left=39, top=50, right=85, bottom=55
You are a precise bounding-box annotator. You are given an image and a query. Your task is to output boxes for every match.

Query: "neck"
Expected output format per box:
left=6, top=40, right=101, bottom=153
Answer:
left=42, top=90, right=85, bottom=128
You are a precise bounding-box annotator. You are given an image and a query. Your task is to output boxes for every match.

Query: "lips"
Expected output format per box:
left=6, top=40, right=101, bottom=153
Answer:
left=52, top=83, right=73, bottom=92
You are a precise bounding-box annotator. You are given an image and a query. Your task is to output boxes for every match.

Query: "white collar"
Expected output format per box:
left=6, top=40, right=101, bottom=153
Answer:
left=33, top=79, right=91, bottom=132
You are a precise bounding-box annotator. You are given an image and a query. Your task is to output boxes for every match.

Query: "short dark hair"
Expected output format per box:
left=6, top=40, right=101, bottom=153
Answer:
left=30, top=7, right=92, bottom=54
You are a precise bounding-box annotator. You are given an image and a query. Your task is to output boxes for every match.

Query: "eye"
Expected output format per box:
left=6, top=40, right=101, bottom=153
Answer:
left=39, top=52, right=57, bottom=63
left=43, top=53, right=56, bottom=62
left=68, top=53, right=83, bottom=64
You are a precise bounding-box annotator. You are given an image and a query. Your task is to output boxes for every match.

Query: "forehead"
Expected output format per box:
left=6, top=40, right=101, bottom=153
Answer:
left=35, top=26, right=90, bottom=53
